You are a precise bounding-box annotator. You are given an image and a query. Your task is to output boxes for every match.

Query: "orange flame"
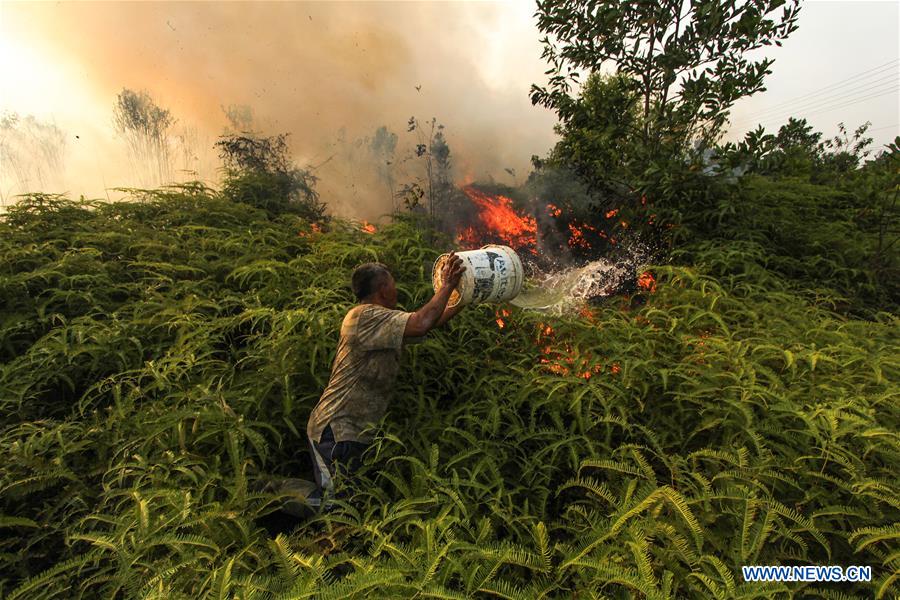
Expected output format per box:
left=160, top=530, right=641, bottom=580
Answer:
left=637, top=271, right=657, bottom=293
left=361, top=221, right=377, bottom=234
left=535, top=321, right=604, bottom=379
left=547, top=203, right=562, bottom=218
left=458, top=187, right=537, bottom=252
left=568, top=223, right=588, bottom=250
left=298, top=222, right=323, bottom=237
left=578, top=306, right=596, bottom=321
left=606, top=209, right=619, bottom=219
left=567, top=220, right=600, bottom=250
left=456, top=226, right=479, bottom=247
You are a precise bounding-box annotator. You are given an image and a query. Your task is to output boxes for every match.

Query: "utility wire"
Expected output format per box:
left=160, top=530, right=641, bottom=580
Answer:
left=735, top=58, right=899, bottom=121
left=732, top=80, right=900, bottom=129
left=746, top=87, right=900, bottom=131
left=733, top=72, right=899, bottom=126
left=733, top=72, right=899, bottom=127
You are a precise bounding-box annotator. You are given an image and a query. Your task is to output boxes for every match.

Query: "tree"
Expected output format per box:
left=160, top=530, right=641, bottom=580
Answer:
left=429, top=125, right=456, bottom=215
left=216, top=133, right=325, bottom=221
left=0, top=112, right=67, bottom=200
left=531, top=0, right=801, bottom=152
left=819, top=121, right=873, bottom=176
left=854, top=136, right=899, bottom=306
left=222, top=104, right=255, bottom=134
left=403, top=117, right=456, bottom=226
left=113, top=89, right=175, bottom=186
left=718, top=118, right=873, bottom=180
left=719, top=117, right=820, bottom=175
left=544, top=72, right=644, bottom=198
left=369, top=126, right=398, bottom=211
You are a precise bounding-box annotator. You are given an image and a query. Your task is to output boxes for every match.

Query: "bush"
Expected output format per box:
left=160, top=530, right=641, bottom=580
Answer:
left=1, top=185, right=897, bottom=598
left=216, top=133, right=327, bottom=221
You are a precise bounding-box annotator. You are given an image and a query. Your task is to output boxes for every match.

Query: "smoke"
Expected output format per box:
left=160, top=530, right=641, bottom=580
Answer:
left=0, top=112, right=67, bottom=202
left=1, top=2, right=559, bottom=219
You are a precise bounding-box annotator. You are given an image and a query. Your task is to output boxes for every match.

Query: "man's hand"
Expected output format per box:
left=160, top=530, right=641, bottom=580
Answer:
left=405, top=251, right=467, bottom=337
left=440, top=252, right=465, bottom=289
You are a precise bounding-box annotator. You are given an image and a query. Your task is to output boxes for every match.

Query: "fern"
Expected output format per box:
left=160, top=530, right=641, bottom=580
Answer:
left=2, top=185, right=897, bottom=598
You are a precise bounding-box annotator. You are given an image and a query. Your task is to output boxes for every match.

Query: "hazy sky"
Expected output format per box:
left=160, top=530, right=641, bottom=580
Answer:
left=1, top=0, right=897, bottom=218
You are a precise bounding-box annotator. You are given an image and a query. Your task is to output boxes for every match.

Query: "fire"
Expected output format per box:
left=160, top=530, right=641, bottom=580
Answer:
left=456, top=226, right=479, bottom=247
left=567, top=221, right=601, bottom=250
left=535, top=321, right=604, bottom=379
left=637, top=271, right=657, bottom=293
left=578, top=306, right=595, bottom=321
left=568, top=223, right=588, bottom=250
left=361, top=221, right=377, bottom=234
left=547, top=203, right=562, bottom=218
left=457, top=186, right=537, bottom=252
left=495, top=308, right=511, bottom=329
left=606, top=209, right=619, bottom=219
left=298, top=222, right=323, bottom=237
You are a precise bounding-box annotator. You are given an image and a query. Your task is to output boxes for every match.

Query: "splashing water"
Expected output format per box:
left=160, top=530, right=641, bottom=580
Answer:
left=511, top=244, right=653, bottom=315
left=511, top=259, right=627, bottom=314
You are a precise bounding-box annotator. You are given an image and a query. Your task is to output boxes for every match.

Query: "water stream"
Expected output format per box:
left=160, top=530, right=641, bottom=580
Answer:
left=511, top=244, right=653, bottom=315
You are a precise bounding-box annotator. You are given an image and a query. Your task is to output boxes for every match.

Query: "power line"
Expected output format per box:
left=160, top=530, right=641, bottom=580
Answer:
left=736, top=60, right=898, bottom=123
left=732, top=80, right=900, bottom=129
left=734, top=72, right=899, bottom=126
left=745, top=87, right=899, bottom=131
left=741, top=75, right=900, bottom=121
left=736, top=58, right=899, bottom=120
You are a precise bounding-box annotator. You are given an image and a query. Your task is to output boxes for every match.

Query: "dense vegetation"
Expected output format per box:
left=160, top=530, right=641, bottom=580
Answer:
left=1, top=1, right=897, bottom=595
left=1, top=167, right=897, bottom=598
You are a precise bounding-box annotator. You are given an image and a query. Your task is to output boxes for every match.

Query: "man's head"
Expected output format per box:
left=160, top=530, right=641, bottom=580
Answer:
left=351, top=262, right=398, bottom=308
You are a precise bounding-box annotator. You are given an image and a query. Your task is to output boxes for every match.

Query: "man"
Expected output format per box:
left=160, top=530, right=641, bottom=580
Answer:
left=305, top=252, right=466, bottom=507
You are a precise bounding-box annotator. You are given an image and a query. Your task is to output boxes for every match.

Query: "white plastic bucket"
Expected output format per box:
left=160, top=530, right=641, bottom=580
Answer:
left=432, top=245, right=524, bottom=307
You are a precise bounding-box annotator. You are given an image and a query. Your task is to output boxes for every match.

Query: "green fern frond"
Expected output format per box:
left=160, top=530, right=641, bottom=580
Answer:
left=848, top=523, right=900, bottom=552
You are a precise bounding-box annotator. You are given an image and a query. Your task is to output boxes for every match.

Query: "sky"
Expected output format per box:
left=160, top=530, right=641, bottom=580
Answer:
left=1, top=0, right=898, bottom=219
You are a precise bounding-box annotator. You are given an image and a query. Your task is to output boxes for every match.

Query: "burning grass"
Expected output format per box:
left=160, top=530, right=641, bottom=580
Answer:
left=454, top=186, right=538, bottom=254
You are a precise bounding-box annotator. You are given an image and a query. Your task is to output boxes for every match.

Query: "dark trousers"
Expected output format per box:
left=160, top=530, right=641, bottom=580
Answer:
left=309, top=424, right=368, bottom=496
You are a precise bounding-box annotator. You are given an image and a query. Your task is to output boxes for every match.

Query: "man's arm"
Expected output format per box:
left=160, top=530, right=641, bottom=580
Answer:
left=435, top=302, right=464, bottom=328
left=404, top=285, right=454, bottom=337
left=404, top=252, right=465, bottom=337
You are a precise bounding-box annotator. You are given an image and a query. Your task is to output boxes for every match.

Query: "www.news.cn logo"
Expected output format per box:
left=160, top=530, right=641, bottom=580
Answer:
left=742, top=565, right=872, bottom=583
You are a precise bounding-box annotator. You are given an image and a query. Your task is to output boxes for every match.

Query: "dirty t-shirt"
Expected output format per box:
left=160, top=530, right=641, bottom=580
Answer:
left=307, top=304, right=414, bottom=445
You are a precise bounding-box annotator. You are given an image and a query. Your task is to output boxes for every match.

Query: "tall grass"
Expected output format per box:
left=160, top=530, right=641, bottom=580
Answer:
left=1, top=185, right=897, bottom=598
